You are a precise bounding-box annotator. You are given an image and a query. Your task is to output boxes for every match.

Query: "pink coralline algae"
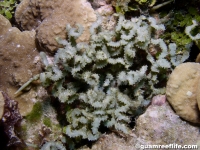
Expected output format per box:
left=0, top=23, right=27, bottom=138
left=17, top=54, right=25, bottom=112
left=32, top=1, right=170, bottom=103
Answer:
left=151, top=95, right=166, bottom=106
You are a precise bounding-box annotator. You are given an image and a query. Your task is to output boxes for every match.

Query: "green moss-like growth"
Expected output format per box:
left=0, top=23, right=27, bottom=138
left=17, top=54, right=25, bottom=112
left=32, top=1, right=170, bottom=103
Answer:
left=113, top=0, right=171, bottom=15
left=26, top=102, right=43, bottom=123
left=43, top=117, right=52, bottom=127
left=161, top=6, right=200, bottom=52
left=0, top=0, right=18, bottom=19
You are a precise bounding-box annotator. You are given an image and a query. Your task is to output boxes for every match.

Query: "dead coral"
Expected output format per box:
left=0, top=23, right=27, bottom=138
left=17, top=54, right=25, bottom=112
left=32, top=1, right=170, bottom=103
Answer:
left=15, top=0, right=96, bottom=53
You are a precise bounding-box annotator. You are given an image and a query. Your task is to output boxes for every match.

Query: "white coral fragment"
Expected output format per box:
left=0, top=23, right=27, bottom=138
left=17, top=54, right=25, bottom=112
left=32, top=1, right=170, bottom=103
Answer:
left=185, top=20, right=200, bottom=40
left=148, top=17, right=165, bottom=30
left=40, top=141, right=66, bottom=150
left=67, top=24, right=84, bottom=39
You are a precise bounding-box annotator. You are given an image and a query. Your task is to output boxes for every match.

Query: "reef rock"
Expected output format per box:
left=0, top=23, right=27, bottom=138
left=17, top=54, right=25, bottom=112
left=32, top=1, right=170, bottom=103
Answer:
left=89, top=0, right=112, bottom=9
left=1, top=92, right=22, bottom=147
left=0, top=92, right=5, bottom=119
left=79, top=97, right=200, bottom=150
left=96, top=3, right=116, bottom=31
left=134, top=100, right=200, bottom=146
left=18, top=100, right=63, bottom=149
left=0, top=14, right=41, bottom=116
left=15, top=0, right=96, bottom=53
left=166, top=62, right=200, bottom=124
left=79, top=133, right=134, bottom=150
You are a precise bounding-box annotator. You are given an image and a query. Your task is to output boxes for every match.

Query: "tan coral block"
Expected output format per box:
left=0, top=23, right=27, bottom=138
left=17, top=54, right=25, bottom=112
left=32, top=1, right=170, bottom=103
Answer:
left=36, top=0, right=96, bottom=52
left=15, top=0, right=96, bottom=53
left=15, top=0, right=60, bottom=30
left=0, top=14, right=41, bottom=116
left=166, top=62, right=200, bottom=124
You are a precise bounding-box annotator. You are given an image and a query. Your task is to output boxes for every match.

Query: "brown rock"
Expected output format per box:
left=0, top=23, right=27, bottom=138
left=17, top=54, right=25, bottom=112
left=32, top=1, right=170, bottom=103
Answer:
left=166, top=62, right=200, bottom=124
left=0, top=92, right=5, bottom=119
left=15, top=0, right=96, bottom=53
left=0, top=14, right=41, bottom=116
